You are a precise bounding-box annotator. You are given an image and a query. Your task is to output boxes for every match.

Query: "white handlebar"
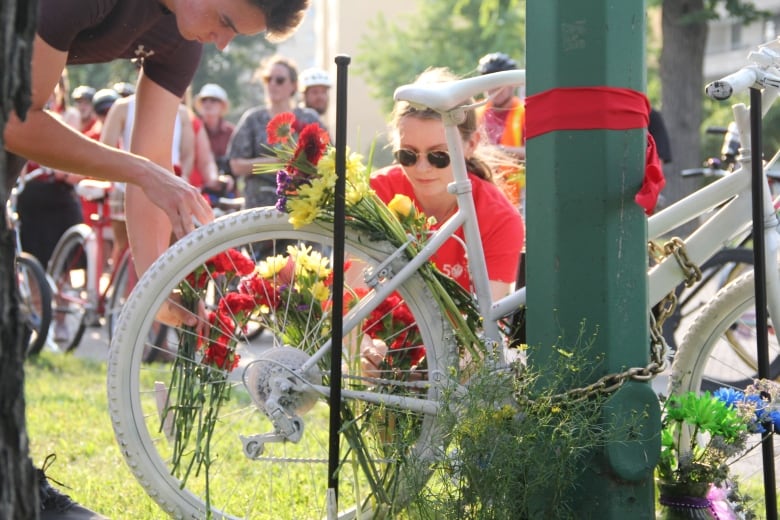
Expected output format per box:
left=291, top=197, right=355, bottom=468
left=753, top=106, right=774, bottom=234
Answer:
left=394, top=70, right=525, bottom=113
left=705, top=67, right=760, bottom=101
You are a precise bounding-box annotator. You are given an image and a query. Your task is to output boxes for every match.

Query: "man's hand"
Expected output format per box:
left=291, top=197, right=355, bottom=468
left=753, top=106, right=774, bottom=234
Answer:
left=360, top=336, right=388, bottom=379
left=142, top=170, right=214, bottom=238
left=157, top=293, right=209, bottom=340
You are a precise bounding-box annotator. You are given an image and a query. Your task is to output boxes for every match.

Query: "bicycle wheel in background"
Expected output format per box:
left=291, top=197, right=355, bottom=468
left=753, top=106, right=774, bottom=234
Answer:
left=108, top=208, right=457, bottom=519
left=661, top=247, right=754, bottom=351
left=105, top=250, right=170, bottom=362
left=16, top=252, right=52, bottom=357
left=670, top=268, right=780, bottom=495
left=47, top=224, right=91, bottom=352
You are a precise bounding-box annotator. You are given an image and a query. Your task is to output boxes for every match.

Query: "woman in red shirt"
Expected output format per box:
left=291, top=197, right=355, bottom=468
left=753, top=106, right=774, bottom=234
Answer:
left=370, top=67, right=525, bottom=300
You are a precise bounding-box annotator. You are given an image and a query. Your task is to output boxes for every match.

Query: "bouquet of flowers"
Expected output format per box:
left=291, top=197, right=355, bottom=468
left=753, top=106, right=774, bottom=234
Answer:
left=657, top=380, right=780, bottom=517
left=657, top=391, right=748, bottom=487
left=255, top=112, right=483, bottom=360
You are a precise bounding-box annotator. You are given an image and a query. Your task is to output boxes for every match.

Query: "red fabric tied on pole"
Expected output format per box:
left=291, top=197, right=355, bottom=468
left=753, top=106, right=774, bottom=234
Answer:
left=525, top=86, right=665, bottom=215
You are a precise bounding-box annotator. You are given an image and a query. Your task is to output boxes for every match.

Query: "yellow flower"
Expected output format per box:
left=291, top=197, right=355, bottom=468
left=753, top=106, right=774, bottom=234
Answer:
left=346, top=178, right=371, bottom=205
left=388, top=194, right=415, bottom=219
left=291, top=245, right=332, bottom=280
left=298, top=180, right=329, bottom=205
left=345, top=151, right=367, bottom=182
left=287, top=197, right=319, bottom=228
left=257, top=254, right=288, bottom=278
left=309, top=280, right=330, bottom=303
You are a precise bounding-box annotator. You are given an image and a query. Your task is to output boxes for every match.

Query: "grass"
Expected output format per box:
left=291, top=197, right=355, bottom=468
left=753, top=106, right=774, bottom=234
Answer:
left=24, top=352, right=163, bottom=519
left=22, top=351, right=776, bottom=519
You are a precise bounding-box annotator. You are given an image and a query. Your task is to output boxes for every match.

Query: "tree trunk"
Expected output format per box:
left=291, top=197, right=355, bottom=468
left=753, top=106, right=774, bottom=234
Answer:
left=660, top=0, right=708, bottom=211
left=0, top=0, right=39, bottom=519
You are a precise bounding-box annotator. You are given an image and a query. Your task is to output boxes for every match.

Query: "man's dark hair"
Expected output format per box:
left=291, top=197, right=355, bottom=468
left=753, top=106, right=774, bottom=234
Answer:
left=254, top=0, right=311, bottom=42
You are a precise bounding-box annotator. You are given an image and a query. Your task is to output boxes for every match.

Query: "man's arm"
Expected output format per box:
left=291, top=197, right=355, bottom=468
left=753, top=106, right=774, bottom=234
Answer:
left=4, top=36, right=212, bottom=242
left=125, top=71, right=197, bottom=275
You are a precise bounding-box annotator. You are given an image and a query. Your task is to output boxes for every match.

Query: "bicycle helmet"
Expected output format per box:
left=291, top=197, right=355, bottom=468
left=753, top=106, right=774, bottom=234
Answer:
left=92, top=88, right=120, bottom=116
left=299, top=67, right=332, bottom=92
left=112, top=81, right=136, bottom=97
left=71, top=85, right=96, bottom=102
left=477, top=52, right=518, bottom=75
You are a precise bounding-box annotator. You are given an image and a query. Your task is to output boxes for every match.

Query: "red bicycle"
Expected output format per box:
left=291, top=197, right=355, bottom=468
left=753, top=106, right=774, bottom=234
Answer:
left=47, top=179, right=164, bottom=352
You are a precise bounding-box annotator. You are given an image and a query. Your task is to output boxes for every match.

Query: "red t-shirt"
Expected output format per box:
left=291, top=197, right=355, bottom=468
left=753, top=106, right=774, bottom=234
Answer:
left=370, top=166, right=525, bottom=289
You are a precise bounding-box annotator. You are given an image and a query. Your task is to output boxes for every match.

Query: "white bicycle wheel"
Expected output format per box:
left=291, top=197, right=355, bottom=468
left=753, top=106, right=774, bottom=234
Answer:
left=670, top=267, right=780, bottom=493
left=108, top=208, right=459, bottom=519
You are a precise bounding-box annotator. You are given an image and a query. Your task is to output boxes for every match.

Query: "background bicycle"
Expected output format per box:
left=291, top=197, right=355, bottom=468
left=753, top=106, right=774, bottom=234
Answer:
left=46, top=179, right=161, bottom=353
left=6, top=169, right=53, bottom=357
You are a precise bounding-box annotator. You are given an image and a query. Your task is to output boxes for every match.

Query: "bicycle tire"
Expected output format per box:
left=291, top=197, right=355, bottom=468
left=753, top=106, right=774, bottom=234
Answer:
left=661, top=246, right=754, bottom=351
left=108, top=208, right=458, bottom=519
left=16, top=252, right=52, bottom=357
left=670, top=267, right=780, bottom=489
left=47, top=224, right=90, bottom=352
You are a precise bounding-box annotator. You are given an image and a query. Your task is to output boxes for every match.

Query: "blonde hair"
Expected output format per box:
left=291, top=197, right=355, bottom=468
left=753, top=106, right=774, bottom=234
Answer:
left=389, top=67, right=514, bottom=183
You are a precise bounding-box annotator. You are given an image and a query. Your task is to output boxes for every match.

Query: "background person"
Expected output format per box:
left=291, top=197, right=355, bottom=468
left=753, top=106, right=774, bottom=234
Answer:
left=100, top=93, right=195, bottom=272
left=70, top=85, right=101, bottom=139
left=475, top=52, right=526, bottom=212
left=112, top=81, right=136, bottom=98
left=194, top=83, right=237, bottom=201
left=371, top=67, right=525, bottom=300
left=298, top=67, right=332, bottom=116
left=228, top=55, right=324, bottom=211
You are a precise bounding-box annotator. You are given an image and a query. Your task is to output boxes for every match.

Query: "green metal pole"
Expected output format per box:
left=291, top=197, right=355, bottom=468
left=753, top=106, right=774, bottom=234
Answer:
left=526, top=1, right=660, bottom=517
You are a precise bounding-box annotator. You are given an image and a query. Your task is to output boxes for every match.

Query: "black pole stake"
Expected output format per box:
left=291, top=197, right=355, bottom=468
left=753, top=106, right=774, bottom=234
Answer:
left=748, top=87, right=778, bottom=520
left=327, top=54, right=351, bottom=513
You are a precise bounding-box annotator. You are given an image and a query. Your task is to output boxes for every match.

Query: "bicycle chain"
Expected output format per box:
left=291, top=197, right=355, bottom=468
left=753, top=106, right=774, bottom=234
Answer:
left=515, top=238, right=703, bottom=405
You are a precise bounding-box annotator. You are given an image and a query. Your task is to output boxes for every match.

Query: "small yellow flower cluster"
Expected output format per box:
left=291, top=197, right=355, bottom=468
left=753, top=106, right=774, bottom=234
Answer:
left=286, top=147, right=373, bottom=229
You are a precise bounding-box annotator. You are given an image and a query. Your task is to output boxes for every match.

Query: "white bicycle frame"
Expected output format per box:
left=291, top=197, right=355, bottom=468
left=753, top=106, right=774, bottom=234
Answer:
left=301, top=56, right=780, bottom=412
left=392, top=68, right=780, bottom=346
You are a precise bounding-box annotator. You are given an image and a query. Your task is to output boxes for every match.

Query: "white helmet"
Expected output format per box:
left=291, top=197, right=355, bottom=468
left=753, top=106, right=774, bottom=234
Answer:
left=299, top=68, right=332, bottom=91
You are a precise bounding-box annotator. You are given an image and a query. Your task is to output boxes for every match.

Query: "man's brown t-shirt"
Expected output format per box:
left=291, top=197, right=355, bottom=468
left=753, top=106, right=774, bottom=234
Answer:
left=37, top=0, right=202, bottom=97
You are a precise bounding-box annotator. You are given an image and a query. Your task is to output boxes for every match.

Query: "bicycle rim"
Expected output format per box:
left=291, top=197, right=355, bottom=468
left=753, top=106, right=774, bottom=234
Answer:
left=108, top=208, right=457, bottom=519
left=671, top=268, right=780, bottom=496
left=47, top=228, right=89, bottom=352
left=16, top=252, right=52, bottom=356
left=661, top=247, right=754, bottom=351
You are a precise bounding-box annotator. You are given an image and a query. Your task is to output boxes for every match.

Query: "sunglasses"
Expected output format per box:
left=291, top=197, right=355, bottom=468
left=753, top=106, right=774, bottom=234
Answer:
left=393, top=149, right=451, bottom=169
left=264, top=75, right=289, bottom=86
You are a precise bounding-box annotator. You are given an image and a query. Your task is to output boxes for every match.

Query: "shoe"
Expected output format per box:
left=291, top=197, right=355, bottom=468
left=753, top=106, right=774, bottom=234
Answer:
left=38, top=454, right=109, bottom=520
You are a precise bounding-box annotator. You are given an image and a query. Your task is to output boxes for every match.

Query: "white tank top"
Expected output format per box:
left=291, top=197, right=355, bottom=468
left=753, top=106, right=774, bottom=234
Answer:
left=123, top=96, right=181, bottom=166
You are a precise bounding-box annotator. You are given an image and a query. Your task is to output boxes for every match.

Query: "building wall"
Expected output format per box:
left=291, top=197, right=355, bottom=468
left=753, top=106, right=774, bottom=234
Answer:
left=704, top=0, right=780, bottom=80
